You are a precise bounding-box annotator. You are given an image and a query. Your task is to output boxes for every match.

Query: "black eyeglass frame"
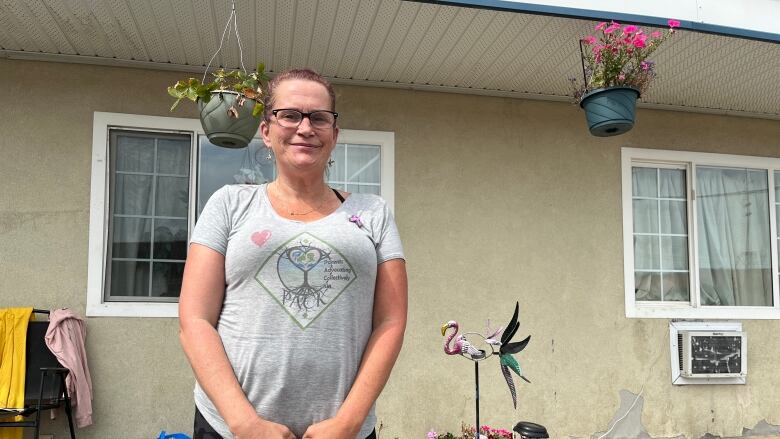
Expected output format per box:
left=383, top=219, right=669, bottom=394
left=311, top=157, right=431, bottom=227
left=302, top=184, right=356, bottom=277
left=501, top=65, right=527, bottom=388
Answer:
left=271, top=109, right=339, bottom=128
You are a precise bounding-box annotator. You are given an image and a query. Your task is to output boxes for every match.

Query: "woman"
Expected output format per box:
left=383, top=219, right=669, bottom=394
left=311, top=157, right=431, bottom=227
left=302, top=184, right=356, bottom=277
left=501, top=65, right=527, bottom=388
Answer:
left=179, top=68, right=407, bottom=439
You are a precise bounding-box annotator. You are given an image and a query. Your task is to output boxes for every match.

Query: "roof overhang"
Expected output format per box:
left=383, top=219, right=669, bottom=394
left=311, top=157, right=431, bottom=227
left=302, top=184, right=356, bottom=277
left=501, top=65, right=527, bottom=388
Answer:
left=1, top=0, right=778, bottom=119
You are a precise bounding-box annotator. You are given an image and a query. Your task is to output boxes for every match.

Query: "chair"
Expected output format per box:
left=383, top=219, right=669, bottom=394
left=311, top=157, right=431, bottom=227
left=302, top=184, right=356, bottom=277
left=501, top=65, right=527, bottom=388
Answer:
left=0, top=310, right=76, bottom=439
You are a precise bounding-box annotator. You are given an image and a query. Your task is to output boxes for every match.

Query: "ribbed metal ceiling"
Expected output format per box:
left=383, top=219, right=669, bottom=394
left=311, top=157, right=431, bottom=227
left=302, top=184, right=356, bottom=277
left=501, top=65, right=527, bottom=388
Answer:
left=1, top=0, right=778, bottom=119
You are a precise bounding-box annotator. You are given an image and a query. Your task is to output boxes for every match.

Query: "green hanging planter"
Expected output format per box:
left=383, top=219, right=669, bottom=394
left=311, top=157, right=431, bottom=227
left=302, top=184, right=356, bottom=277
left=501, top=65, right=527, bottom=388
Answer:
left=198, top=91, right=262, bottom=149
left=579, top=87, right=640, bottom=137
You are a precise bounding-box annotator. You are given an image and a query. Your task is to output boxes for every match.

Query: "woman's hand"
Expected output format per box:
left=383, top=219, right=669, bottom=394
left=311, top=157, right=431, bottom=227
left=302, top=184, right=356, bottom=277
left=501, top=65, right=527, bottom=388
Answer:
left=232, top=415, right=298, bottom=439
left=301, top=416, right=360, bottom=439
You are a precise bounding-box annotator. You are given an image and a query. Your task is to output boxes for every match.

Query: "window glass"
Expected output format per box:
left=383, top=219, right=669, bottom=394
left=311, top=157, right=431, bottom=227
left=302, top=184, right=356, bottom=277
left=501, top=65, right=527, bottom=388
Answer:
left=330, top=144, right=381, bottom=195
left=697, top=166, right=772, bottom=306
left=632, top=167, right=690, bottom=302
left=110, top=260, right=149, bottom=297
left=157, top=138, right=190, bottom=174
left=197, top=140, right=383, bottom=213
left=112, top=217, right=150, bottom=259
left=114, top=175, right=153, bottom=215
left=106, top=130, right=190, bottom=302
left=346, top=145, right=381, bottom=184
left=776, top=171, right=780, bottom=293
left=152, top=262, right=185, bottom=298
left=115, top=135, right=154, bottom=172
left=198, top=137, right=275, bottom=215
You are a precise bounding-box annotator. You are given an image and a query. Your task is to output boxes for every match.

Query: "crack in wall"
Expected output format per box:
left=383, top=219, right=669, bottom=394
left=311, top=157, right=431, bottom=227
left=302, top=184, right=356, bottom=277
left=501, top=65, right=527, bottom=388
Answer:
left=571, top=390, right=780, bottom=439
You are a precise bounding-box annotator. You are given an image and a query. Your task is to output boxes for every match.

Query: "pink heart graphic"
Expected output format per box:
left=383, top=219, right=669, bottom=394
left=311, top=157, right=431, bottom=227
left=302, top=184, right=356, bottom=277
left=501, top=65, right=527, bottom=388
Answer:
left=251, top=230, right=272, bottom=247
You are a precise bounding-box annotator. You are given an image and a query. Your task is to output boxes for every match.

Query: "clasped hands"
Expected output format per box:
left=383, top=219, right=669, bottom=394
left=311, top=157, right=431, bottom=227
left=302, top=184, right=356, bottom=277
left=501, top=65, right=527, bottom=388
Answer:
left=232, top=414, right=360, bottom=439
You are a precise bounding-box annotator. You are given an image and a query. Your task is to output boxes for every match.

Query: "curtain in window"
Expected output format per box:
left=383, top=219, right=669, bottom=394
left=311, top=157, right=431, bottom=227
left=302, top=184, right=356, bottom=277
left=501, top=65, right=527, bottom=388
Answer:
left=632, top=167, right=689, bottom=302
left=697, top=167, right=772, bottom=306
left=109, top=132, right=189, bottom=300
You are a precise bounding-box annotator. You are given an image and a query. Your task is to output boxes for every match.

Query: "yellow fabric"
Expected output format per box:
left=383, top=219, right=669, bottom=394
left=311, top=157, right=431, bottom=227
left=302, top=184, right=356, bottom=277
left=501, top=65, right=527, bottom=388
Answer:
left=0, top=307, right=33, bottom=439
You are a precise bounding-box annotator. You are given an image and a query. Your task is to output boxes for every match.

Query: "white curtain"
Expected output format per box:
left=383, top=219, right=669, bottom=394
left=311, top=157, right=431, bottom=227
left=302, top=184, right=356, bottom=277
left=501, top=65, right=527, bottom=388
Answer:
left=110, top=134, right=189, bottom=298
left=632, top=167, right=689, bottom=301
left=697, top=166, right=772, bottom=306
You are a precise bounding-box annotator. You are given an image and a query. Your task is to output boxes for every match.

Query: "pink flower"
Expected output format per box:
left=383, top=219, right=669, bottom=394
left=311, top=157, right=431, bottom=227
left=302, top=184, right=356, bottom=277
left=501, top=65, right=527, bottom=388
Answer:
left=668, top=19, right=680, bottom=28
left=427, top=430, right=438, bottom=439
left=604, top=22, right=621, bottom=34
left=632, top=34, right=648, bottom=48
left=618, top=74, right=626, bottom=81
left=623, top=25, right=638, bottom=34
left=651, top=31, right=662, bottom=38
left=640, top=61, right=649, bottom=70
left=582, top=35, right=597, bottom=45
left=595, top=21, right=607, bottom=31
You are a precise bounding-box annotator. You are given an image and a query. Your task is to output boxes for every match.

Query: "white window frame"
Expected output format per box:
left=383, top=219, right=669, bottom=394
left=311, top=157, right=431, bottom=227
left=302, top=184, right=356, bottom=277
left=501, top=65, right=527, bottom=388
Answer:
left=88, top=112, right=395, bottom=317
left=622, top=147, right=780, bottom=319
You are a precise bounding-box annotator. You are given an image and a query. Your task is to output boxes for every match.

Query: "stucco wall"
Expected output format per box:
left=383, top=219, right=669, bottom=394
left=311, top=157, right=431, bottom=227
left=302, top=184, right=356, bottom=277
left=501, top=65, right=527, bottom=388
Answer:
left=1, top=58, right=779, bottom=439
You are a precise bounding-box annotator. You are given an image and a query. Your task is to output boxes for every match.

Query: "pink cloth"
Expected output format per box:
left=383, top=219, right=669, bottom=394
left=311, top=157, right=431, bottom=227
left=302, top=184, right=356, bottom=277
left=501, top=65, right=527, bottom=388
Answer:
left=44, top=309, right=93, bottom=428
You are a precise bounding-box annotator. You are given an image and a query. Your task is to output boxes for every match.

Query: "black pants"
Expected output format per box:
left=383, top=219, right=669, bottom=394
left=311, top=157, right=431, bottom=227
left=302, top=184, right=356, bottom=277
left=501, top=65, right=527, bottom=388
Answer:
left=194, top=407, right=377, bottom=439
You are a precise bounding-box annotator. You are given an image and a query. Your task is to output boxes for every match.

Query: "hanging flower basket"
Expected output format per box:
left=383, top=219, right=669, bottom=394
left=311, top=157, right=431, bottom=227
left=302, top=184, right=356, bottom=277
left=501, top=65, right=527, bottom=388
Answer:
left=572, top=19, right=680, bottom=137
left=166, top=0, right=268, bottom=149
left=579, top=86, right=640, bottom=137
left=198, top=91, right=261, bottom=148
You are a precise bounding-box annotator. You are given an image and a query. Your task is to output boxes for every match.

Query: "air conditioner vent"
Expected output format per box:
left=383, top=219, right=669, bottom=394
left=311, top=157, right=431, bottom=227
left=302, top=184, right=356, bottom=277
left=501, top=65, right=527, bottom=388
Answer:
left=669, top=321, right=746, bottom=385
left=680, top=331, right=746, bottom=378
left=677, top=333, right=683, bottom=372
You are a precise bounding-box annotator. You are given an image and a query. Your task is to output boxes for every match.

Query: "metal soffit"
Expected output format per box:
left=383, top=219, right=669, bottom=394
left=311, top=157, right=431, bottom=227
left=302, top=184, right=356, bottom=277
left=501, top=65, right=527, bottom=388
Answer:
left=1, top=0, right=778, bottom=119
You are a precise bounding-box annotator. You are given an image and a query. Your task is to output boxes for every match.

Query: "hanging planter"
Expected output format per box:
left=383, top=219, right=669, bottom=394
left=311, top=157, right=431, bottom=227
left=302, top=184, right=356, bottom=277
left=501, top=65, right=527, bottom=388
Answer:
left=198, top=91, right=261, bottom=148
left=572, top=19, right=680, bottom=137
left=579, top=86, right=640, bottom=136
left=167, top=0, right=268, bottom=149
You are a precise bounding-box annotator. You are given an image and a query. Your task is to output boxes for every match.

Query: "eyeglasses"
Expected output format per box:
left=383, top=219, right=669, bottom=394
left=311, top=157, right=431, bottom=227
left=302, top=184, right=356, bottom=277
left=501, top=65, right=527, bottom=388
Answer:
left=271, top=109, right=338, bottom=129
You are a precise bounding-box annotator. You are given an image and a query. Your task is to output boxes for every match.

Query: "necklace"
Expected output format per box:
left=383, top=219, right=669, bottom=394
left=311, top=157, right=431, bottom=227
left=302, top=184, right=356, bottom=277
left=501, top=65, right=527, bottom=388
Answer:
left=271, top=182, right=330, bottom=216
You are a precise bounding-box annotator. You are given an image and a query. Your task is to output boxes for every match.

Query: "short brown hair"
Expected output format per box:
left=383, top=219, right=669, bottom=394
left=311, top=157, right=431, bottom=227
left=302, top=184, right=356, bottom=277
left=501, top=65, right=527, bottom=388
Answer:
left=263, top=68, right=336, bottom=121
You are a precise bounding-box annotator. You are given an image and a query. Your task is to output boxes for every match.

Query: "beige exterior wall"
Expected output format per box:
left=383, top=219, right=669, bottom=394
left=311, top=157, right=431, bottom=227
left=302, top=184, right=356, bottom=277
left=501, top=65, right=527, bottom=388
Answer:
left=1, top=58, right=779, bottom=439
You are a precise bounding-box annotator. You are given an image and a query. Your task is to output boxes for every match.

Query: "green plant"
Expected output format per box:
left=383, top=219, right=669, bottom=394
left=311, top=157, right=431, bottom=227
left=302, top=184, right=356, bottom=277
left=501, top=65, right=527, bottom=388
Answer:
left=571, top=20, right=679, bottom=102
left=167, top=63, right=270, bottom=116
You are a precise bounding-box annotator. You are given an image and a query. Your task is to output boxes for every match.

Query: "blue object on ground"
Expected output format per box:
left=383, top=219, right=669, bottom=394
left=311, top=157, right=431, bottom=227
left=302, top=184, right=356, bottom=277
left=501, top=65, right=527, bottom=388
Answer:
left=158, top=431, right=191, bottom=439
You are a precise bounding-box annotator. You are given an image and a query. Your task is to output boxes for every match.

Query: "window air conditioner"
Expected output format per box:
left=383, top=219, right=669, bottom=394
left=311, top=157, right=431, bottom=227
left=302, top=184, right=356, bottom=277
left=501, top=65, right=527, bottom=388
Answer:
left=679, top=331, right=747, bottom=378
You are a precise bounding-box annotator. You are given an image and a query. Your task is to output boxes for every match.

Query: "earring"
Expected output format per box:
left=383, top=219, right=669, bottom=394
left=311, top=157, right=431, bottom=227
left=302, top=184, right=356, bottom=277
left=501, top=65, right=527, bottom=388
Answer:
left=327, top=158, right=335, bottom=167
left=266, top=147, right=274, bottom=162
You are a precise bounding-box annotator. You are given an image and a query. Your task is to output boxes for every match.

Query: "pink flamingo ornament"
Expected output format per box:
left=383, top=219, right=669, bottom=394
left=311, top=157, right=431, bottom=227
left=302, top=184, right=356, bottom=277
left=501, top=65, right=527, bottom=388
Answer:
left=441, top=320, right=486, bottom=359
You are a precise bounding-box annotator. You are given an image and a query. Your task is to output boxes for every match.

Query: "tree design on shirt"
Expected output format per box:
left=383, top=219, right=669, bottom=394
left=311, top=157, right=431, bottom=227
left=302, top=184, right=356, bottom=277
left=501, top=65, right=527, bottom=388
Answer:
left=256, top=232, right=357, bottom=329
left=277, top=241, right=333, bottom=317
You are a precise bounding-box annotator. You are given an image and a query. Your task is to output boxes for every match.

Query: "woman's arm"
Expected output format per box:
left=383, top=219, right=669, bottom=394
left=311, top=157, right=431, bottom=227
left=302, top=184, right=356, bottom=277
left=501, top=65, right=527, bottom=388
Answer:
left=179, top=243, right=296, bottom=439
left=303, top=258, right=408, bottom=439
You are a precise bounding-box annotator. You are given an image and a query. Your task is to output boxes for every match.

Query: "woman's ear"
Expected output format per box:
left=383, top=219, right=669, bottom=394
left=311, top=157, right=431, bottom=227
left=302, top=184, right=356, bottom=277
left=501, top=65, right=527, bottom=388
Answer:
left=260, top=120, right=271, bottom=144
left=332, top=125, right=340, bottom=144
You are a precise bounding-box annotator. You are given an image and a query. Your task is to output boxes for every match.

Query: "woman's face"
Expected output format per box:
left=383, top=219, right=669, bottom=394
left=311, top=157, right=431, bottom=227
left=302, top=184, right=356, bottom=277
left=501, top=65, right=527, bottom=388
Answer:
left=260, top=79, right=338, bottom=177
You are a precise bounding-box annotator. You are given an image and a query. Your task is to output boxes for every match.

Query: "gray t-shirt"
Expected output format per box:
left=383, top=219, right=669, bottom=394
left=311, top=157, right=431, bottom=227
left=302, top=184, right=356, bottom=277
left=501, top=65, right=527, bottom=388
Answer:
left=189, top=184, right=404, bottom=438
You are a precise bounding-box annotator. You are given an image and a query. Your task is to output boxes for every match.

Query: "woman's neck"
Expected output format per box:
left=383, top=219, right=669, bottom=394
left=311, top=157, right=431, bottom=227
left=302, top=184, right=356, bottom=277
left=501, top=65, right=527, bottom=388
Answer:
left=272, top=173, right=329, bottom=202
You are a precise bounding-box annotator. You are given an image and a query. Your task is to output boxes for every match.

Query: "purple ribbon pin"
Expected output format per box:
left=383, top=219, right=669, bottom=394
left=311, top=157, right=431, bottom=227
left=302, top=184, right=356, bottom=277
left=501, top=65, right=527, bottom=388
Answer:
left=349, top=214, right=363, bottom=228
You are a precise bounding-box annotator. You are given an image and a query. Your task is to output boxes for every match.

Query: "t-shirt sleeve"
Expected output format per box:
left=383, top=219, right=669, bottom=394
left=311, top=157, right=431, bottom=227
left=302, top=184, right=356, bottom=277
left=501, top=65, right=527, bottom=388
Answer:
left=190, top=186, right=232, bottom=255
left=372, top=199, right=405, bottom=264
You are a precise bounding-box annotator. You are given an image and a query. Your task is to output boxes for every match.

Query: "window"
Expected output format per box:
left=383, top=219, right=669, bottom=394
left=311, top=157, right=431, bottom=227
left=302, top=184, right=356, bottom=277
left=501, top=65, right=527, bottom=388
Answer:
left=196, top=137, right=388, bottom=216
left=88, top=112, right=395, bottom=317
left=622, top=148, right=780, bottom=319
left=106, top=130, right=190, bottom=302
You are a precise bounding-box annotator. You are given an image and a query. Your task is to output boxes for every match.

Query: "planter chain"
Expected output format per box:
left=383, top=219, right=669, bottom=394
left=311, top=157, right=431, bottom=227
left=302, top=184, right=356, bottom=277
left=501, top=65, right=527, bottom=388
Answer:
left=202, top=0, right=247, bottom=83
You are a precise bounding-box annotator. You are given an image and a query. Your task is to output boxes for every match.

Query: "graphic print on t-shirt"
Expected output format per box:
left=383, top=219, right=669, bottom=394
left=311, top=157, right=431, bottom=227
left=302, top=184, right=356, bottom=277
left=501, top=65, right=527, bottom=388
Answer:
left=255, top=232, right=357, bottom=329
